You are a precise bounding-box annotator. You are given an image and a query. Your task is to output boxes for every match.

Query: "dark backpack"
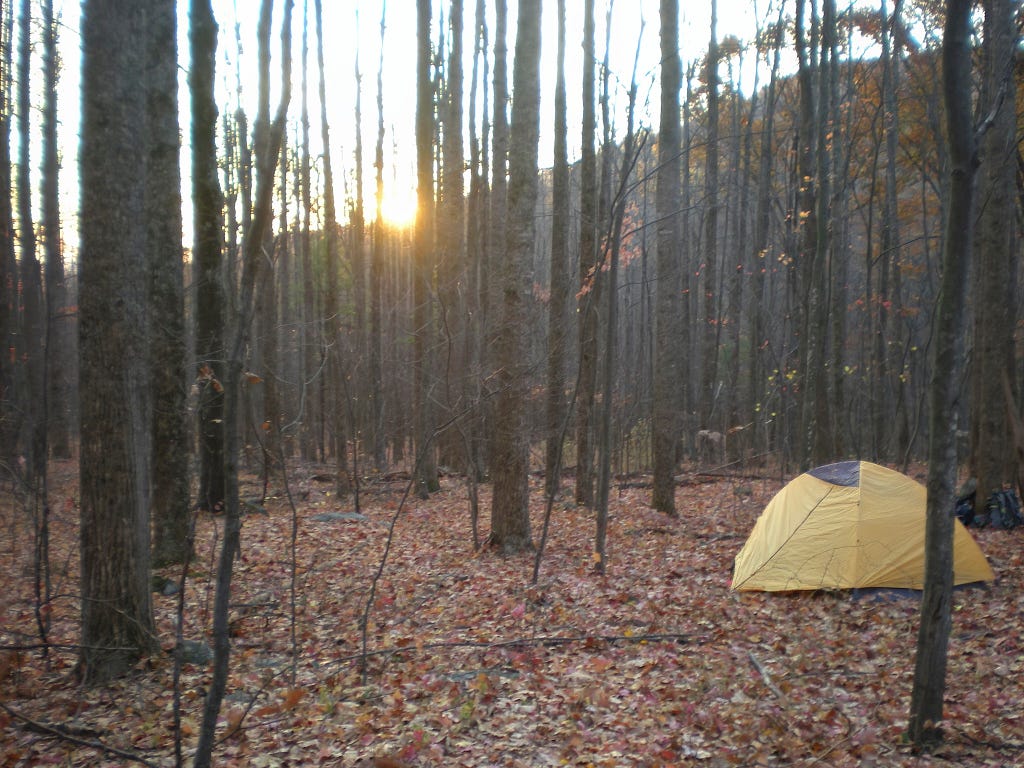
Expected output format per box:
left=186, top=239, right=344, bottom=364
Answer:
left=955, top=491, right=976, bottom=526
left=975, top=488, right=1024, bottom=529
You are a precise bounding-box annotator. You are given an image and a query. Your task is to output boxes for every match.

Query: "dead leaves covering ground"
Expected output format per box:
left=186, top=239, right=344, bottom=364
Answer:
left=2, top=462, right=1024, bottom=767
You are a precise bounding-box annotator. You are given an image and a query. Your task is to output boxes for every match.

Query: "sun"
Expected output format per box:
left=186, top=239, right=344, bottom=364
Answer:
left=377, top=185, right=419, bottom=229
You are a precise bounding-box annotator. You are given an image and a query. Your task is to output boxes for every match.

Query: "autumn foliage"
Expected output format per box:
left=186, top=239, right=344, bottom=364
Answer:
left=2, top=460, right=1023, bottom=765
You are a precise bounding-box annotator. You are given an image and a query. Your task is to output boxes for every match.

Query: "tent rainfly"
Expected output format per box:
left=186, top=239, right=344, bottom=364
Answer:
left=732, top=461, right=995, bottom=592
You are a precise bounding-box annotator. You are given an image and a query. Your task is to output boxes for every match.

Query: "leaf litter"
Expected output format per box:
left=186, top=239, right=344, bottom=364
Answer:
left=2, top=461, right=1024, bottom=766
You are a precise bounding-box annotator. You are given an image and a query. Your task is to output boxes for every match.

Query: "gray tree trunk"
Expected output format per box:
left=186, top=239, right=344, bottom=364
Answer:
left=652, top=0, right=683, bottom=515
left=41, top=0, right=70, bottom=461
left=544, top=0, right=569, bottom=500
left=0, top=1, right=16, bottom=469
left=908, top=0, right=975, bottom=746
left=78, top=0, right=156, bottom=685
left=970, top=0, right=1017, bottom=507
left=700, top=0, right=720, bottom=428
left=148, top=0, right=191, bottom=567
left=575, top=0, right=598, bottom=506
left=490, top=0, right=542, bottom=553
left=192, top=0, right=227, bottom=513
left=17, top=0, right=44, bottom=484
left=414, top=0, right=439, bottom=496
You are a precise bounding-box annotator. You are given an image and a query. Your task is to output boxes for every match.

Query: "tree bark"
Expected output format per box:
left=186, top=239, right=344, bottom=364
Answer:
left=700, top=0, right=720, bottom=429
left=544, top=0, right=568, bottom=500
left=971, top=0, right=1017, bottom=507
left=575, top=0, right=598, bottom=506
left=192, top=0, right=227, bottom=514
left=371, top=2, right=387, bottom=470
left=17, top=0, right=44, bottom=485
left=195, top=1, right=292, bottom=763
left=490, top=0, right=541, bottom=553
left=652, top=0, right=683, bottom=515
left=148, top=0, right=191, bottom=567
left=40, top=0, right=70, bottom=461
left=0, top=0, right=16, bottom=469
left=414, top=0, right=439, bottom=496
left=78, top=0, right=156, bottom=685
left=313, top=0, right=350, bottom=497
left=908, top=0, right=975, bottom=746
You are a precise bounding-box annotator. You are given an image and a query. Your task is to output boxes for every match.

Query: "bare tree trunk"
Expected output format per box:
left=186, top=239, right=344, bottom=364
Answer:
left=0, top=0, right=16, bottom=469
left=313, top=0, right=349, bottom=497
left=805, top=0, right=836, bottom=466
left=78, top=0, right=155, bottom=685
left=17, top=0, right=44, bottom=484
left=439, top=0, right=466, bottom=471
left=299, top=0, right=319, bottom=462
left=971, top=0, right=1017, bottom=506
left=486, top=0, right=509, bottom=479
left=544, top=0, right=569, bottom=500
left=148, top=0, right=191, bottom=566
left=652, top=0, right=682, bottom=515
left=748, top=12, right=784, bottom=458
left=414, top=0, right=439, bottom=496
left=192, top=0, right=227, bottom=513
left=596, top=53, right=643, bottom=574
left=490, top=0, right=541, bottom=553
left=465, top=0, right=487, bottom=486
left=371, top=2, right=387, bottom=470
left=794, top=0, right=818, bottom=469
left=700, top=0, right=720, bottom=429
left=40, top=0, right=70, bottom=461
left=908, top=0, right=974, bottom=746
left=195, top=1, right=292, bottom=763
left=575, top=0, right=598, bottom=506
left=352, top=41, right=368, bottom=466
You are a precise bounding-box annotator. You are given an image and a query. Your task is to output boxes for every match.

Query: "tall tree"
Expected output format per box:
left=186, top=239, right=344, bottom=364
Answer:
left=370, top=0, right=386, bottom=470
left=78, top=0, right=156, bottom=684
left=908, top=0, right=976, bottom=746
left=368, top=1, right=385, bottom=468
left=17, top=0, right=44, bottom=484
left=439, top=0, right=465, bottom=469
left=192, top=0, right=227, bottom=513
left=700, top=0, right=720, bottom=428
left=314, top=0, right=349, bottom=497
left=486, top=0, right=508, bottom=477
left=596, top=42, right=643, bottom=574
left=414, top=0, right=439, bottom=496
left=748, top=12, right=784, bottom=457
left=806, top=0, right=837, bottom=465
left=793, top=0, right=819, bottom=468
left=148, top=0, right=190, bottom=566
left=575, top=0, right=598, bottom=506
left=652, top=0, right=682, bottom=515
left=544, top=0, right=568, bottom=499
left=490, top=0, right=541, bottom=553
left=970, top=0, right=1017, bottom=507
left=0, top=0, right=16, bottom=469
left=299, top=0, right=319, bottom=461
left=875, top=0, right=902, bottom=459
left=40, top=0, right=70, bottom=460
left=196, top=1, right=293, bottom=762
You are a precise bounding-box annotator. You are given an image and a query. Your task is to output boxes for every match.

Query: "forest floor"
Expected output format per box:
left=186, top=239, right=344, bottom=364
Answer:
left=2, top=458, right=1024, bottom=767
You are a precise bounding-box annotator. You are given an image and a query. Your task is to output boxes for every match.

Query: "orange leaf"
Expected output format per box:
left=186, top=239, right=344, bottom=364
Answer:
left=281, top=687, right=305, bottom=710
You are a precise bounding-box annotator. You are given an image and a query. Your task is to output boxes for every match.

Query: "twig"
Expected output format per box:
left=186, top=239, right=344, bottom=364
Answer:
left=0, top=701, right=160, bottom=767
left=748, top=650, right=787, bottom=703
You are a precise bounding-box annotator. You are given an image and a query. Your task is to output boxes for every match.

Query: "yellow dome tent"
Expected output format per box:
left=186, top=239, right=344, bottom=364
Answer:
left=732, top=461, right=995, bottom=592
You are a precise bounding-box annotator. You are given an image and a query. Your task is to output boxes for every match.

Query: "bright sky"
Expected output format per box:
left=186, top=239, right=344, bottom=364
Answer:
left=42, top=0, right=769, bottom=247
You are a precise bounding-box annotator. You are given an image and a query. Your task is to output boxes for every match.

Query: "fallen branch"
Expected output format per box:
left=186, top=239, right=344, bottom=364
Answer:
left=748, top=651, right=787, bottom=703
left=0, top=702, right=160, bottom=767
